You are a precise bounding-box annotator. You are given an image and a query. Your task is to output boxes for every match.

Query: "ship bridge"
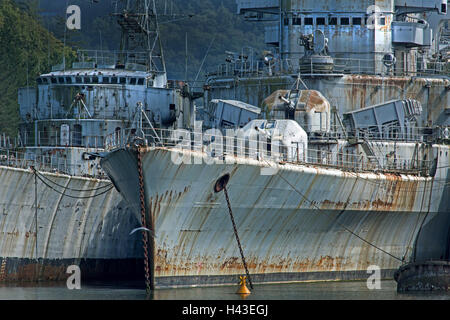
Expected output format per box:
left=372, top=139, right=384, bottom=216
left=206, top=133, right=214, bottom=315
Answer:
left=235, top=0, right=449, bottom=75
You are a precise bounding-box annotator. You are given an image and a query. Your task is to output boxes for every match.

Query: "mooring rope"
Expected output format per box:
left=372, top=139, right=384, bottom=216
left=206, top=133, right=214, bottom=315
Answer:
left=32, top=168, right=114, bottom=199
left=34, top=169, right=113, bottom=192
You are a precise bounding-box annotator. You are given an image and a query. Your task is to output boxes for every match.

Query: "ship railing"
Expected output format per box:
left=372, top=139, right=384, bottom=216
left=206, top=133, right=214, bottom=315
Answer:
left=212, top=58, right=299, bottom=77
left=105, top=127, right=433, bottom=175
left=0, top=147, right=107, bottom=178
left=350, top=125, right=429, bottom=142
left=18, top=130, right=106, bottom=149
left=209, top=56, right=449, bottom=78
left=332, top=58, right=449, bottom=77
left=76, top=50, right=149, bottom=68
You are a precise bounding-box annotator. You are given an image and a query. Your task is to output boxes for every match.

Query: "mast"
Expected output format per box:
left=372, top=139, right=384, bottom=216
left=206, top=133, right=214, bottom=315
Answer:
left=113, top=0, right=166, bottom=74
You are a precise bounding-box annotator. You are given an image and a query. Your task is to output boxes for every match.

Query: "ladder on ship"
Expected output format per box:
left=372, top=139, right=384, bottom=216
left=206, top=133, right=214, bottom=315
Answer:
left=361, top=138, right=381, bottom=169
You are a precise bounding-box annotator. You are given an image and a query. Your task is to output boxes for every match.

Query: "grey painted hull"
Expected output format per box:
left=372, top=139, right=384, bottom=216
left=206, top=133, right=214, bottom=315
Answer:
left=0, top=165, right=142, bottom=282
left=101, top=146, right=450, bottom=288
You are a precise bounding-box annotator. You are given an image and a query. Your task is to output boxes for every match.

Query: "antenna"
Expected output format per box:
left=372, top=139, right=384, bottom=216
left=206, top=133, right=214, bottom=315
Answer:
left=112, top=0, right=166, bottom=74
left=313, top=30, right=325, bottom=54
left=194, top=35, right=216, bottom=84
left=63, top=0, right=69, bottom=71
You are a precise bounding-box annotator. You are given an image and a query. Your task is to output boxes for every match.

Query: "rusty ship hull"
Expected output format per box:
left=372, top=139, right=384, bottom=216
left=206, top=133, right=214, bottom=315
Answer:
left=0, top=165, right=143, bottom=282
left=100, top=146, right=450, bottom=288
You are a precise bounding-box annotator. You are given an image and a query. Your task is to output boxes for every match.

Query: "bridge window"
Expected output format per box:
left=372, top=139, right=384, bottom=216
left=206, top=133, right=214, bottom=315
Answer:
left=51, top=77, right=57, bottom=84
left=352, top=17, right=362, bottom=25
left=111, top=77, right=118, bottom=83
left=340, top=17, right=350, bottom=25
left=304, top=17, right=313, bottom=25
left=120, top=77, right=126, bottom=84
left=65, top=77, right=72, bottom=84
left=292, top=17, right=301, bottom=25
left=379, top=17, right=386, bottom=25
left=85, top=77, right=92, bottom=84
left=328, top=17, right=337, bottom=25
left=58, top=77, right=65, bottom=84
left=284, top=17, right=290, bottom=25
left=75, top=76, right=82, bottom=83
left=92, top=76, right=99, bottom=84
left=316, top=17, right=325, bottom=25
left=130, top=78, right=137, bottom=85
left=37, top=78, right=42, bottom=84
left=138, top=78, right=145, bottom=85
left=102, top=76, right=110, bottom=84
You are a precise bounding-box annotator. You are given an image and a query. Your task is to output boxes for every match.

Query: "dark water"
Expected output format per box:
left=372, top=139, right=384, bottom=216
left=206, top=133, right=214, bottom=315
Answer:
left=0, top=280, right=448, bottom=300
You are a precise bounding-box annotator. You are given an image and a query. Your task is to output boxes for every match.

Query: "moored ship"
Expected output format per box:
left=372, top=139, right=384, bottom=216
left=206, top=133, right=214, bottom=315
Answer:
left=0, top=0, right=194, bottom=282
left=100, top=0, right=449, bottom=290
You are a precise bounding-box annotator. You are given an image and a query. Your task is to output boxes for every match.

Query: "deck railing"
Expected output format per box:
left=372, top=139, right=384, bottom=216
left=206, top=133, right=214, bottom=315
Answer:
left=105, top=127, right=434, bottom=175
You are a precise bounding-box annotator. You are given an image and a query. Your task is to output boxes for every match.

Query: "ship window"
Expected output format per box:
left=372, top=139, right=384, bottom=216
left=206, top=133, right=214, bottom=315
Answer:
left=316, top=17, right=325, bottom=25
left=120, top=77, right=126, bottom=84
left=328, top=17, right=337, bottom=25
left=51, top=77, right=57, bottom=84
left=284, top=17, right=290, bottom=25
left=292, top=17, right=301, bottom=25
left=76, top=76, right=82, bottom=83
left=304, top=17, right=313, bottom=25
left=92, top=76, right=99, bottom=84
left=138, top=78, right=145, bottom=85
left=352, top=17, right=362, bottom=25
left=42, top=77, right=48, bottom=84
left=85, top=77, right=92, bottom=84
left=57, top=77, right=65, bottom=84
left=379, top=17, right=386, bottom=25
left=442, top=3, right=447, bottom=13
left=130, top=78, right=137, bottom=85
left=340, top=17, right=350, bottom=25
left=111, top=77, right=118, bottom=83
left=65, top=77, right=72, bottom=84
left=73, top=124, right=82, bottom=147
left=37, top=78, right=42, bottom=84
left=103, top=76, right=110, bottom=84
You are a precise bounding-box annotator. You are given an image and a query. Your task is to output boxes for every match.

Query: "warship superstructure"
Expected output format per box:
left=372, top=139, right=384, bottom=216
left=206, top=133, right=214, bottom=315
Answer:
left=0, top=0, right=193, bottom=282
left=100, top=0, right=449, bottom=291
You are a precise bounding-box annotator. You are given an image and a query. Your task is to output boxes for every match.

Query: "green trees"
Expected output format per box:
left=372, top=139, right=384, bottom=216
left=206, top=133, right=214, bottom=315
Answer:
left=0, top=0, right=74, bottom=136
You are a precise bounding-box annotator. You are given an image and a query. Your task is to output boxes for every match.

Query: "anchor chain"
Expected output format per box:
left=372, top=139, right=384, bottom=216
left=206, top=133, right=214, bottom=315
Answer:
left=137, top=146, right=151, bottom=292
left=223, top=186, right=254, bottom=290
